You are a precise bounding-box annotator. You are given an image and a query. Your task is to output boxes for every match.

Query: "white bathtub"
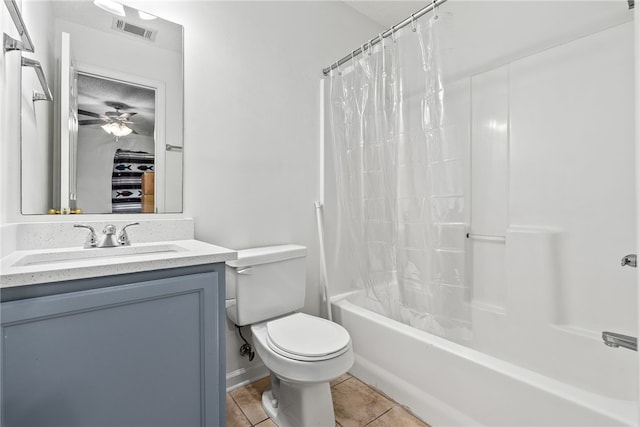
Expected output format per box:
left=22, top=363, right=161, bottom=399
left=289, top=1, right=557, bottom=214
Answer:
left=331, top=290, right=637, bottom=426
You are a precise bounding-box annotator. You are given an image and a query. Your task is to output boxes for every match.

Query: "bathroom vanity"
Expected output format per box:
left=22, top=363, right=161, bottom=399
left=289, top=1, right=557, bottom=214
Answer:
left=0, top=236, right=236, bottom=427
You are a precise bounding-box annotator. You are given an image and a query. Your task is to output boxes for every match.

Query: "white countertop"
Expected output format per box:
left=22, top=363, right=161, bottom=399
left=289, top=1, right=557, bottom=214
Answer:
left=0, top=239, right=237, bottom=288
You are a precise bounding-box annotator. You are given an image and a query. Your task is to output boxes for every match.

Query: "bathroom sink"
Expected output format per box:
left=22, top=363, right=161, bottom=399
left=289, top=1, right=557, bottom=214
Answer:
left=1, top=239, right=237, bottom=288
left=11, top=243, right=186, bottom=267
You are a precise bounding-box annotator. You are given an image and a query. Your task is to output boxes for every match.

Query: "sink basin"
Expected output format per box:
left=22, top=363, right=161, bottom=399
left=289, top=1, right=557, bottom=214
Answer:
left=11, top=244, right=186, bottom=267
left=1, top=239, right=237, bottom=288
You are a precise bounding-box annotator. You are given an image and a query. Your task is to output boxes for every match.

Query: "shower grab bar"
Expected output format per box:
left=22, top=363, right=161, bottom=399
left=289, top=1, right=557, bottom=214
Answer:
left=21, top=56, right=53, bottom=102
left=466, top=233, right=506, bottom=243
left=3, top=0, right=34, bottom=52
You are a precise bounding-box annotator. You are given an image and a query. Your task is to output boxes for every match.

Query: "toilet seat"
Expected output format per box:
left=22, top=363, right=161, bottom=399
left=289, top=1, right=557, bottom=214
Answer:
left=266, top=313, right=351, bottom=362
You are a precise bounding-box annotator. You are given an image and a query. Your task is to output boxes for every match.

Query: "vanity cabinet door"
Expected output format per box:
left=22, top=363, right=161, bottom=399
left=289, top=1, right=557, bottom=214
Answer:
left=1, top=271, right=224, bottom=427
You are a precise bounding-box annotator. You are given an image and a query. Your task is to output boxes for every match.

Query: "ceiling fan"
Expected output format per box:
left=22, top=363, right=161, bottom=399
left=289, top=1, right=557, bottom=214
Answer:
left=78, top=101, right=138, bottom=138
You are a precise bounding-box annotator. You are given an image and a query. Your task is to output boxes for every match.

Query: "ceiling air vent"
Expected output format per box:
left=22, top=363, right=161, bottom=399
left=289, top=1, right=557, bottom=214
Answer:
left=112, top=18, right=157, bottom=42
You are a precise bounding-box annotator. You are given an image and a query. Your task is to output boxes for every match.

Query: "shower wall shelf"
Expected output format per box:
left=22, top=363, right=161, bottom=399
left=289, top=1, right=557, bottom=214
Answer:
left=166, top=144, right=183, bottom=152
left=466, top=233, right=506, bottom=243
left=3, top=0, right=53, bottom=102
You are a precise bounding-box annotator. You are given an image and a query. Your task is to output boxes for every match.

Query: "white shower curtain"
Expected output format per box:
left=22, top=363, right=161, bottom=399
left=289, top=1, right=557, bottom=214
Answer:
left=329, top=12, right=471, bottom=343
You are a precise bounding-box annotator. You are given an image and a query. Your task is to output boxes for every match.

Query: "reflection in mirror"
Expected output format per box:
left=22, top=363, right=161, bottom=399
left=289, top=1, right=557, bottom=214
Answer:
left=20, top=0, right=183, bottom=214
left=77, top=73, right=156, bottom=213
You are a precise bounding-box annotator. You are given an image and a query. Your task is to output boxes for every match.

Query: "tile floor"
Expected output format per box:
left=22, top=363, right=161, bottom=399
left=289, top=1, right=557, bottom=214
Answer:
left=227, top=373, right=430, bottom=427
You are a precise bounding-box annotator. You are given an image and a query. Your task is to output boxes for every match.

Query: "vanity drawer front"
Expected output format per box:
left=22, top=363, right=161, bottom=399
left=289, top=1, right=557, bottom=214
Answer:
left=1, top=271, right=224, bottom=427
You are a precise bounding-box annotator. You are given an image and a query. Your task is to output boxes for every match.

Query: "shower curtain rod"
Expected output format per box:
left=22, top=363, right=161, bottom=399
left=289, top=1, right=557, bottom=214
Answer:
left=322, top=0, right=448, bottom=76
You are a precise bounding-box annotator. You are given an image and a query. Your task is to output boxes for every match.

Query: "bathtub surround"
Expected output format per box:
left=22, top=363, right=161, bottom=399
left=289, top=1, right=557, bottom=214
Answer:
left=324, top=2, right=636, bottom=425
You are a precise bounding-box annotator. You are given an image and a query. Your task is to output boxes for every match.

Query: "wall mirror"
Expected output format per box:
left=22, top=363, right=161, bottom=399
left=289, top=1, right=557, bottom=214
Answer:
left=19, top=0, right=183, bottom=214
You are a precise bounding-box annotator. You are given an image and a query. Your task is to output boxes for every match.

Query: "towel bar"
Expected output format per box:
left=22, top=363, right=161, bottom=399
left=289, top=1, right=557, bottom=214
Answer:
left=21, top=56, right=53, bottom=102
left=3, top=0, right=34, bottom=53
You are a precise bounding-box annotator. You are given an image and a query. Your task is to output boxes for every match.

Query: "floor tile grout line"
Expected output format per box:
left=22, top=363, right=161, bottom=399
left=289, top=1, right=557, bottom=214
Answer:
left=231, top=374, right=429, bottom=427
left=330, top=374, right=353, bottom=389
left=362, top=404, right=397, bottom=427
left=227, top=391, right=257, bottom=426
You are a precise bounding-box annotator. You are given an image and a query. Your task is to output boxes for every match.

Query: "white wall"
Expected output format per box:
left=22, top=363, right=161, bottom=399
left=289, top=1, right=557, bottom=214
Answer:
left=20, top=0, right=54, bottom=214
left=1, top=2, right=23, bottom=224
left=120, top=0, right=384, bottom=385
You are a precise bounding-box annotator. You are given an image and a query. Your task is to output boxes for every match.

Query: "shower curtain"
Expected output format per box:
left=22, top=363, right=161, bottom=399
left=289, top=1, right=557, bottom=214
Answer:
left=329, top=13, right=471, bottom=343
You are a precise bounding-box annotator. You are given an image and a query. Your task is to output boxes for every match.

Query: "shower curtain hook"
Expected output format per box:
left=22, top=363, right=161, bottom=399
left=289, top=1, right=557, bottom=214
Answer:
left=390, top=25, right=397, bottom=43
left=379, top=33, right=384, bottom=49
left=368, top=40, right=373, bottom=55
left=432, top=0, right=439, bottom=19
left=410, top=14, right=417, bottom=32
left=334, top=61, right=342, bottom=76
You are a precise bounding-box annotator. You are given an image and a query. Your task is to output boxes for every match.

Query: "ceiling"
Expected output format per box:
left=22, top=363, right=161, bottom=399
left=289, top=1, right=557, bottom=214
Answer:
left=51, top=1, right=183, bottom=54
left=340, top=1, right=632, bottom=77
left=343, top=1, right=430, bottom=28
left=78, top=73, right=156, bottom=137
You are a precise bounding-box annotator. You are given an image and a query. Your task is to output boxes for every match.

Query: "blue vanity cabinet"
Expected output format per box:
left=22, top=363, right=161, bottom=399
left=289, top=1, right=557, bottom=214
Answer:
left=1, top=264, right=226, bottom=427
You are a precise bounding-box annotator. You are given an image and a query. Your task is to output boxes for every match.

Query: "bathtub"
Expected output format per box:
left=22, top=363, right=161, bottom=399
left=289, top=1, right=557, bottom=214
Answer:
left=331, top=290, right=637, bottom=426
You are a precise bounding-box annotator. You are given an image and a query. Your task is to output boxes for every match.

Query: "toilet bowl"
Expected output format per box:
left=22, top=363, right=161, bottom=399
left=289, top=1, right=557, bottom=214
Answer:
left=226, top=245, right=353, bottom=427
left=251, top=313, right=353, bottom=426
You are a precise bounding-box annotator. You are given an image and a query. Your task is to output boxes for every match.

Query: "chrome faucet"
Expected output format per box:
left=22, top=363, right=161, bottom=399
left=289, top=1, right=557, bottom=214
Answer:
left=75, top=222, right=139, bottom=248
left=97, top=225, right=119, bottom=248
left=602, top=331, right=637, bottom=352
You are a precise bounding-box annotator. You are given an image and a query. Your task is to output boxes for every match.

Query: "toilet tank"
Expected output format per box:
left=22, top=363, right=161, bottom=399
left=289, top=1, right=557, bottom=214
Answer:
left=225, top=244, right=307, bottom=326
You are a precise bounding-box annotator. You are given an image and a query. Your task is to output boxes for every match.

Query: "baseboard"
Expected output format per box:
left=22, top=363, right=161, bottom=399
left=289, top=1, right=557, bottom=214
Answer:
left=226, top=364, right=270, bottom=392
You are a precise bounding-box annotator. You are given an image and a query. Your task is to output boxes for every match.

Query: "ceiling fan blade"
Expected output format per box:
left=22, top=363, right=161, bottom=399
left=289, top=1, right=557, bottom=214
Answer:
left=79, top=119, right=104, bottom=125
left=78, top=109, right=101, bottom=118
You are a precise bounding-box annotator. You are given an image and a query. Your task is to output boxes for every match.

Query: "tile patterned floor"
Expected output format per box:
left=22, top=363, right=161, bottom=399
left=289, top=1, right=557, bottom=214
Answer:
left=227, top=373, right=430, bottom=427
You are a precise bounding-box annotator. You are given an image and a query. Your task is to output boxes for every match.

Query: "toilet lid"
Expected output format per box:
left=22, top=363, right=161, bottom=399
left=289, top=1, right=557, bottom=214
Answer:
left=266, top=313, right=351, bottom=361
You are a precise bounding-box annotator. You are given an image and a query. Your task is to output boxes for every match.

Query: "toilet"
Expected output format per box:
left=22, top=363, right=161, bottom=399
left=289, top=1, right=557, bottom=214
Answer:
left=226, top=245, right=353, bottom=427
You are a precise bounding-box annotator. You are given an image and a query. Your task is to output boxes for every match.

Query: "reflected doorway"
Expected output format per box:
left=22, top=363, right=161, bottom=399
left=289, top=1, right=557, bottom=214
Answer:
left=76, top=72, right=156, bottom=213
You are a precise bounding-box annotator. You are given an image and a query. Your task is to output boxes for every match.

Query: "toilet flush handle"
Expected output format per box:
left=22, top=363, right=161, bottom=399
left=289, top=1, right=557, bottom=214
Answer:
left=621, top=254, right=637, bottom=268
left=237, top=267, right=253, bottom=275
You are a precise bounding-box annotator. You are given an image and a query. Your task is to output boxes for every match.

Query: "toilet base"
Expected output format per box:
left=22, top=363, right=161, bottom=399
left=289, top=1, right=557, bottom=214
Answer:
left=261, top=374, right=336, bottom=427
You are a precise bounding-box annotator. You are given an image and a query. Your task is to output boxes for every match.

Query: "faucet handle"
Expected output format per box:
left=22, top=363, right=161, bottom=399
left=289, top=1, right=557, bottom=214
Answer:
left=74, top=224, right=97, bottom=248
left=117, top=222, right=140, bottom=246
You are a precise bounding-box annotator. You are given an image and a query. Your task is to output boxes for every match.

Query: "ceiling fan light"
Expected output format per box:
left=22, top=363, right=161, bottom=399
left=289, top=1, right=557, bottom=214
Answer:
left=112, top=124, right=133, bottom=137
left=93, top=0, right=125, bottom=17
left=101, top=123, right=114, bottom=134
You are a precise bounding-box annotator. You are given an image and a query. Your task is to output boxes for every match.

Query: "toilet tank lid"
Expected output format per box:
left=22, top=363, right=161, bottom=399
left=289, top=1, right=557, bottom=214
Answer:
left=226, top=244, right=307, bottom=268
